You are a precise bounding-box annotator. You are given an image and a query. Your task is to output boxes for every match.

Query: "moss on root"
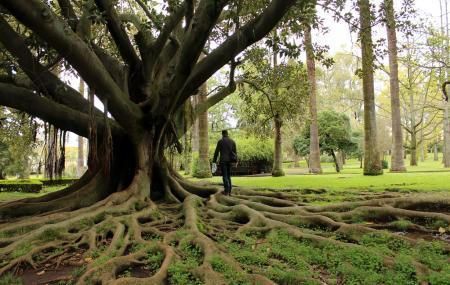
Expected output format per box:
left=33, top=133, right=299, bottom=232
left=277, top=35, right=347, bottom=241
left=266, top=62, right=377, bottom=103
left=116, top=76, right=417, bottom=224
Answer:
left=0, top=173, right=449, bottom=285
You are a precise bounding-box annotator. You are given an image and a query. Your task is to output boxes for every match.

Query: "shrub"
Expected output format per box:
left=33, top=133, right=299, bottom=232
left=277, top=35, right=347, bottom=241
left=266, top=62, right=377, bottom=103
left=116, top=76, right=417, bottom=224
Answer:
left=209, top=136, right=273, bottom=163
left=0, top=179, right=42, bottom=193
left=382, top=160, right=389, bottom=169
left=39, top=178, right=77, bottom=186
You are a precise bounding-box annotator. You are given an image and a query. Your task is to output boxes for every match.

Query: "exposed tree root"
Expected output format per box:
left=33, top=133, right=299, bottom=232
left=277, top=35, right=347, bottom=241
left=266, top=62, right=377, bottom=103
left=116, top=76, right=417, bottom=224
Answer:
left=0, top=174, right=449, bottom=284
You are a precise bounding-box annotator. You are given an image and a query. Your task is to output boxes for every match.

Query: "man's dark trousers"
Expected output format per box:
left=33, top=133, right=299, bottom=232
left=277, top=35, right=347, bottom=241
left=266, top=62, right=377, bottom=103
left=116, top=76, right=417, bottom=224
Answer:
left=221, top=162, right=232, bottom=195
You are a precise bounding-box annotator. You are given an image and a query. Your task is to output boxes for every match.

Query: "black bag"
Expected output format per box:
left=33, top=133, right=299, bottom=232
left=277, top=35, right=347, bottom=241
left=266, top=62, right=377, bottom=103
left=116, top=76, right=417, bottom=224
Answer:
left=230, top=151, right=238, bottom=163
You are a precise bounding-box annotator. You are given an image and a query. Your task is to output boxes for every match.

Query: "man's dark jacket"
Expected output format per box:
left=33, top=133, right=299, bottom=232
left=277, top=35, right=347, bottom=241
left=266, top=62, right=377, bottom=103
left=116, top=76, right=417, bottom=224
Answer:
left=213, top=136, right=237, bottom=163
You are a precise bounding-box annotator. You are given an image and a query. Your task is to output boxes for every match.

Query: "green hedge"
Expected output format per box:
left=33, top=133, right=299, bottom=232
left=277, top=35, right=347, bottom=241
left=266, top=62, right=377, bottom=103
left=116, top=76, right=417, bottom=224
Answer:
left=209, top=137, right=273, bottom=162
left=39, top=178, right=78, bottom=186
left=0, top=179, right=43, bottom=193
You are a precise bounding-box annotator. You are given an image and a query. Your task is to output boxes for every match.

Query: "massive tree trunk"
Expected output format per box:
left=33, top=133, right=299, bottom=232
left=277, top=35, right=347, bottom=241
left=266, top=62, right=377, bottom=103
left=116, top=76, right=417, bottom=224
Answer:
left=272, top=113, right=285, bottom=177
left=358, top=0, right=383, bottom=176
left=384, top=0, right=406, bottom=172
left=304, top=24, right=322, bottom=174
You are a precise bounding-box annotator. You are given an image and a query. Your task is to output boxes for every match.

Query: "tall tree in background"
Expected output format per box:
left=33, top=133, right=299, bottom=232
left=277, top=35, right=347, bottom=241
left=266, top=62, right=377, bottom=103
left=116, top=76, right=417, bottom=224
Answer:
left=358, top=0, right=383, bottom=175
left=77, top=79, right=86, bottom=177
left=384, top=0, right=406, bottom=172
left=440, top=0, right=450, bottom=167
left=238, top=48, right=309, bottom=177
left=304, top=23, right=322, bottom=174
left=193, top=81, right=212, bottom=178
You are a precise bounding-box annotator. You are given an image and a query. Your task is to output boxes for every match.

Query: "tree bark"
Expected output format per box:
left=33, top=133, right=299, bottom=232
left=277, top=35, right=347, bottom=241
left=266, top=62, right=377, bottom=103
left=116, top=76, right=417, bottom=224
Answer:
left=331, top=149, right=341, bottom=173
left=77, top=79, right=86, bottom=177
left=441, top=0, right=450, bottom=167
left=304, top=24, right=322, bottom=174
left=410, top=131, right=417, bottom=166
left=434, top=142, right=439, bottom=161
left=193, top=81, right=212, bottom=178
left=358, top=0, right=383, bottom=175
left=384, top=0, right=406, bottom=172
left=272, top=114, right=285, bottom=177
left=444, top=103, right=450, bottom=167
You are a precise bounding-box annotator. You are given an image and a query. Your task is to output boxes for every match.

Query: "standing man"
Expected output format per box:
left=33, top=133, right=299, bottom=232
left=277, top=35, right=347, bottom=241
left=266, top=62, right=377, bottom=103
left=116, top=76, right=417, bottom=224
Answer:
left=213, top=130, right=237, bottom=195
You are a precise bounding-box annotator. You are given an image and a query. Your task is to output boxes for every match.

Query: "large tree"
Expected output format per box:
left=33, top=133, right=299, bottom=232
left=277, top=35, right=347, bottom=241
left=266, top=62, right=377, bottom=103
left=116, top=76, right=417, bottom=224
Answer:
left=303, top=23, right=322, bottom=174
left=358, top=0, right=383, bottom=175
left=0, top=1, right=449, bottom=284
left=383, top=0, right=406, bottom=172
left=294, top=110, right=357, bottom=173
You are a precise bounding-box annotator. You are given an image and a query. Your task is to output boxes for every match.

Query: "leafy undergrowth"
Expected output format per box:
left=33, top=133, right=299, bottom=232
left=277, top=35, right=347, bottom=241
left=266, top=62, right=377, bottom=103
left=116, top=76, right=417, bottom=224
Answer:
left=221, top=229, right=449, bottom=285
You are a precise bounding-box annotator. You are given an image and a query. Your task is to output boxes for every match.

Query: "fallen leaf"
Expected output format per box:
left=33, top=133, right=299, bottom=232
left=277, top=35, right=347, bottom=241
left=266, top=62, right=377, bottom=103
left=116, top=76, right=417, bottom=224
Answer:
left=438, top=227, right=446, bottom=234
left=36, top=270, right=45, bottom=276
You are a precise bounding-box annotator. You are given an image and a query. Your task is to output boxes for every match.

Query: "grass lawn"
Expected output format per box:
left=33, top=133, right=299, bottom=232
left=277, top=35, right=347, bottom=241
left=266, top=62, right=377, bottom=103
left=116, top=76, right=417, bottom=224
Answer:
left=191, top=156, right=450, bottom=193
left=0, top=185, right=67, bottom=202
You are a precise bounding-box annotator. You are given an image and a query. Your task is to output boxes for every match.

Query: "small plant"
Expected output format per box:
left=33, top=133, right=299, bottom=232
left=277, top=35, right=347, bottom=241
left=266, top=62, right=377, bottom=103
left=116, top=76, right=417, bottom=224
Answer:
left=0, top=273, right=22, bottom=285
left=210, top=255, right=251, bottom=285
left=146, top=250, right=164, bottom=271
left=390, top=219, right=413, bottom=231
left=11, top=243, right=32, bottom=258
left=71, top=265, right=87, bottom=279
left=38, top=228, right=63, bottom=242
left=167, top=261, right=203, bottom=285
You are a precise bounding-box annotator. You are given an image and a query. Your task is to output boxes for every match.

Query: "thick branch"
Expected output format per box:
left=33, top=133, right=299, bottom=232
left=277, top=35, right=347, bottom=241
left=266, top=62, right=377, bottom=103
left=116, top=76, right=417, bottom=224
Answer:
left=169, top=0, right=229, bottom=99
left=0, top=83, right=123, bottom=138
left=2, top=0, right=143, bottom=134
left=0, top=16, right=101, bottom=117
left=94, top=0, right=141, bottom=68
left=177, top=0, right=301, bottom=107
left=143, top=3, right=186, bottom=79
left=57, top=0, right=77, bottom=30
left=193, top=80, right=240, bottom=117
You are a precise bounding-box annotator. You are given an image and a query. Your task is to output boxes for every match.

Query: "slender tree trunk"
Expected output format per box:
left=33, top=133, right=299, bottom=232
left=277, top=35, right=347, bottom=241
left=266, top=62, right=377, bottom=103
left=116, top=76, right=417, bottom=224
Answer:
left=192, top=96, right=199, bottom=153
left=336, top=151, right=344, bottom=171
left=359, top=0, right=383, bottom=175
left=384, top=0, right=406, bottom=172
left=410, top=131, right=417, bottom=166
left=433, top=142, right=438, bottom=161
left=193, top=81, right=212, bottom=178
left=183, top=130, right=192, bottom=175
left=272, top=114, right=285, bottom=176
left=441, top=0, right=450, bottom=167
left=304, top=24, right=322, bottom=174
left=77, top=79, right=85, bottom=177
left=419, top=127, right=425, bottom=162
left=330, top=150, right=340, bottom=173
left=444, top=103, right=450, bottom=167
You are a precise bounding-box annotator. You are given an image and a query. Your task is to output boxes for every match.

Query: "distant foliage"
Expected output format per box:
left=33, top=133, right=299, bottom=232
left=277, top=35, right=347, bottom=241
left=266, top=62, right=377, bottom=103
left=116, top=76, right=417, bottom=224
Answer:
left=294, top=110, right=357, bottom=157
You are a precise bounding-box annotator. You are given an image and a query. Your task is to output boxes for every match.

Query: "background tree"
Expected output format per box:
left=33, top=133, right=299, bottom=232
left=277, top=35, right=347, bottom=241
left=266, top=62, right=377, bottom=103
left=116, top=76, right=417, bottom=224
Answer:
left=358, top=0, right=383, bottom=175
left=303, top=22, right=322, bottom=174
left=238, top=48, right=309, bottom=176
left=294, top=110, right=356, bottom=172
left=383, top=0, right=406, bottom=172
